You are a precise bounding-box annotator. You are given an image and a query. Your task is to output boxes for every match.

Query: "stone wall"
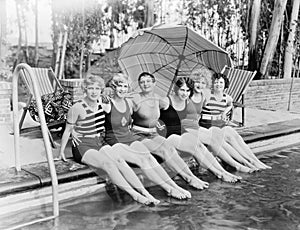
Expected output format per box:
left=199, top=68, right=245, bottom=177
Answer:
left=244, top=78, right=300, bottom=112
left=0, top=81, right=12, bottom=124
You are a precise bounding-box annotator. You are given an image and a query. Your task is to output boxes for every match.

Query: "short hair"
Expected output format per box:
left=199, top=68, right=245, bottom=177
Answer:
left=81, top=73, right=105, bottom=92
left=212, top=72, right=230, bottom=89
left=107, top=73, right=129, bottom=90
left=190, top=67, right=213, bottom=89
left=173, top=77, right=194, bottom=97
left=138, top=72, right=156, bottom=82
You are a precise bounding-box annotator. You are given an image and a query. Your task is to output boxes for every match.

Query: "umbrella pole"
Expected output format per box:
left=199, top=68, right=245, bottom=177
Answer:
left=167, top=58, right=183, bottom=96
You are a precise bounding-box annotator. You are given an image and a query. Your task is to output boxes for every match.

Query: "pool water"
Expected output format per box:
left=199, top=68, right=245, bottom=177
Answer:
left=5, top=145, right=300, bottom=230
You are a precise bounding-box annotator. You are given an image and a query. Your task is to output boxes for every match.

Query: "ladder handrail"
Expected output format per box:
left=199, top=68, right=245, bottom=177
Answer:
left=11, top=63, right=59, bottom=228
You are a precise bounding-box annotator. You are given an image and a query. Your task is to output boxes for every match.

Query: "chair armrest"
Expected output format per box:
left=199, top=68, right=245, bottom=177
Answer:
left=233, top=101, right=245, bottom=107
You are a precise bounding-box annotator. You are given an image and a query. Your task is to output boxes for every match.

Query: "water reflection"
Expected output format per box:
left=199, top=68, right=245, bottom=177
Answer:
left=13, top=146, right=300, bottom=229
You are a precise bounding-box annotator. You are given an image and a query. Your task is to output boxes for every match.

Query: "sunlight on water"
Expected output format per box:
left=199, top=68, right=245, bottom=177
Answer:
left=4, top=145, right=300, bottom=230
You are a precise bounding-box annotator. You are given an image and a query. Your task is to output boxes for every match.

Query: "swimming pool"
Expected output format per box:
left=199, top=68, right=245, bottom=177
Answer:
left=2, top=145, right=300, bottom=230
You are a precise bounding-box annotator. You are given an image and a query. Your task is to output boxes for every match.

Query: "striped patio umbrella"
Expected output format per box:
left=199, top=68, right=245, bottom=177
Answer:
left=118, top=24, right=232, bottom=96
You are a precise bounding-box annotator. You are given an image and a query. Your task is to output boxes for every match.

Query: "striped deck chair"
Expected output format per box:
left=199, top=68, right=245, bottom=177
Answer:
left=18, top=65, right=67, bottom=148
left=221, top=65, right=257, bottom=126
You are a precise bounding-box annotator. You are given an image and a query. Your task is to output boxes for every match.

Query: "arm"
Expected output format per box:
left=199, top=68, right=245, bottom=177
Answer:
left=101, top=97, right=112, bottom=113
left=130, top=93, right=141, bottom=112
left=222, top=94, right=233, bottom=120
left=158, top=95, right=169, bottom=110
left=59, top=105, right=79, bottom=161
left=126, top=98, right=134, bottom=114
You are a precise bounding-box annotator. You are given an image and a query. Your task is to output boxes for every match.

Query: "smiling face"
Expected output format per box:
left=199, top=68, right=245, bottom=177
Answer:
left=177, top=83, right=191, bottom=101
left=115, top=82, right=129, bottom=98
left=82, top=75, right=105, bottom=102
left=138, top=75, right=156, bottom=93
left=85, top=83, right=103, bottom=102
left=213, top=77, right=225, bottom=92
left=193, top=77, right=207, bottom=93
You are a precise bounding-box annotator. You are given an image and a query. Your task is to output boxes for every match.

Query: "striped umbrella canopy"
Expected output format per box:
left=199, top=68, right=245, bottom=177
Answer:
left=118, top=24, right=232, bottom=96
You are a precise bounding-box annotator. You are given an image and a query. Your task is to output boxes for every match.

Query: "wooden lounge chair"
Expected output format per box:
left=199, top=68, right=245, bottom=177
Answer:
left=18, top=65, right=68, bottom=148
left=221, top=65, right=257, bottom=126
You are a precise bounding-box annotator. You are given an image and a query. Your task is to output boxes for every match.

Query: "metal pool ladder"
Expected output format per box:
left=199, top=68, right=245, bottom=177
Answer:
left=9, top=63, right=59, bottom=229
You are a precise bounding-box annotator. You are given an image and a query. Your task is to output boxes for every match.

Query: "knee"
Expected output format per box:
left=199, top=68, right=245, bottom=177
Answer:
left=161, top=144, right=178, bottom=158
left=130, top=141, right=149, bottom=154
left=103, top=160, right=117, bottom=170
left=110, top=152, right=126, bottom=165
left=137, top=156, right=153, bottom=168
left=196, top=142, right=206, bottom=151
left=223, top=127, right=237, bottom=140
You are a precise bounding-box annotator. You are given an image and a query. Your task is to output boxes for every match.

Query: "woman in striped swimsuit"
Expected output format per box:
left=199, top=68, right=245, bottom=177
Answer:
left=103, top=74, right=191, bottom=200
left=199, top=72, right=232, bottom=129
left=59, top=74, right=159, bottom=205
left=186, top=68, right=271, bottom=170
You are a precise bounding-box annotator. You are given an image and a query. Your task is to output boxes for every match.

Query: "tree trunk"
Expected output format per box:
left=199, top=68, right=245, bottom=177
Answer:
left=21, top=4, right=29, bottom=64
left=248, top=0, right=261, bottom=72
left=283, top=0, right=300, bottom=79
left=145, top=0, right=154, bottom=27
left=259, top=0, right=287, bottom=78
left=34, top=0, right=39, bottom=66
left=51, top=0, right=60, bottom=69
left=15, top=1, right=22, bottom=68
left=0, top=0, right=7, bottom=68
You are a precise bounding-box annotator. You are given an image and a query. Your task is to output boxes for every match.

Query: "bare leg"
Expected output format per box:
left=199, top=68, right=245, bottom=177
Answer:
left=82, top=147, right=157, bottom=205
left=222, top=126, right=271, bottom=169
left=208, top=146, right=255, bottom=173
left=142, top=136, right=209, bottom=190
left=168, top=133, right=240, bottom=183
left=222, top=142, right=259, bottom=170
left=186, top=127, right=257, bottom=173
left=115, top=142, right=189, bottom=199
left=185, top=128, right=243, bottom=180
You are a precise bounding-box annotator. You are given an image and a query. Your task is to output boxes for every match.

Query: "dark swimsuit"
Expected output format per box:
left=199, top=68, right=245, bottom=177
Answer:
left=159, top=97, right=189, bottom=137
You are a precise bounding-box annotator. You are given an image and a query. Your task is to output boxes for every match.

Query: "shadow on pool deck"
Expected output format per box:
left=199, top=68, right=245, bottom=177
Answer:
left=0, top=108, right=300, bottom=198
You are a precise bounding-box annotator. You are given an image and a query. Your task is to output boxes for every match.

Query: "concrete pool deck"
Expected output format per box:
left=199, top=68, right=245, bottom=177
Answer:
left=0, top=107, right=300, bottom=215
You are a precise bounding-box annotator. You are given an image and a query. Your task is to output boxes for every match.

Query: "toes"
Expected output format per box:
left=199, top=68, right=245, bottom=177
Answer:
left=189, top=178, right=209, bottom=189
left=151, top=198, right=160, bottom=205
left=167, top=189, right=186, bottom=200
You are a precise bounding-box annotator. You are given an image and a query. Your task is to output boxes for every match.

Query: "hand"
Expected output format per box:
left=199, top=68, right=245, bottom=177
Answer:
left=156, top=121, right=165, bottom=131
left=221, top=113, right=229, bottom=121
left=101, top=95, right=111, bottom=104
left=71, top=130, right=82, bottom=146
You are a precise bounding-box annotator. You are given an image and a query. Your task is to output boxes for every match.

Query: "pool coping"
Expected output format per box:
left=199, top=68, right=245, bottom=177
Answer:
left=1, top=118, right=300, bottom=197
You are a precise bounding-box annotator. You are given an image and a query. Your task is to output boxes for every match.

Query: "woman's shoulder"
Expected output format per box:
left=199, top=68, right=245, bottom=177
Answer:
left=67, top=100, right=83, bottom=119
left=124, top=97, right=133, bottom=107
left=224, top=93, right=233, bottom=103
left=202, top=89, right=211, bottom=99
left=72, top=100, right=84, bottom=110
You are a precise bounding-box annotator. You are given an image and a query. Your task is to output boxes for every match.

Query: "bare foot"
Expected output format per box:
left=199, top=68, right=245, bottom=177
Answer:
left=262, top=163, right=272, bottom=169
left=167, top=188, right=187, bottom=200
left=219, top=172, right=240, bottom=183
left=227, top=172, right=242, bottom=181
left=142, top=192, right=160, bottom=205
left=175, top=186, right=191, bottom=199
left=244, top=161, right=260, bottom=171
left=253, top=160, right=272, bottom=170
left=133, top=194, right=153, bottom=205
left=188, top=176, right=209, bottom=189
left=236, top=164, right=255, bottom=173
